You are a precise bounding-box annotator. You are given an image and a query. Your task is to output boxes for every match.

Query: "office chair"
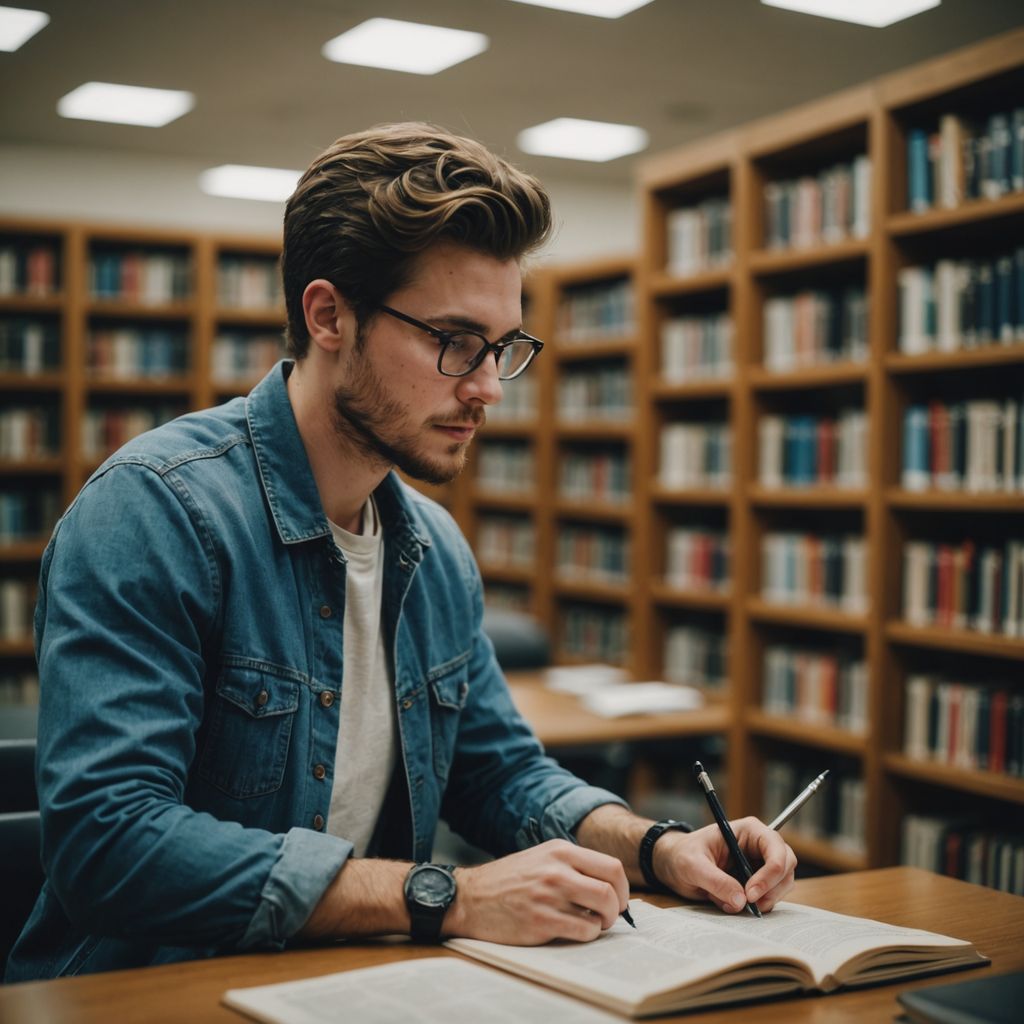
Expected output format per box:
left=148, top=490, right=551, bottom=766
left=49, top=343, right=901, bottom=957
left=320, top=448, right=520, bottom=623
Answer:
left=0, top=739, right=42, bottom=977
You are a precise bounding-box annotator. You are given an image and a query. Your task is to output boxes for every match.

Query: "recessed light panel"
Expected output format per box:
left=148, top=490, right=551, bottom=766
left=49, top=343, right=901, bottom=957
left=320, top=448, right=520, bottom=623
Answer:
left=0, top=5, right=48, bottom=51
left=322, top=18, right=488, bottom=75
left=504, top=0, right=654, bottom=16
left=57, top=82, right=195, bottom=127
left=760, top=0, right=940, bottom=28
left=517, top=118, right=649, bottom=162
left=199, top=165, right=302, bottom=203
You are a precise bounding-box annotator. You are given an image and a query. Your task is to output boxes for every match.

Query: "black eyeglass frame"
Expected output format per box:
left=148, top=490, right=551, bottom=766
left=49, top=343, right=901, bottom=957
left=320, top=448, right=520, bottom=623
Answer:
left=377, top=304, right=544, bottom=380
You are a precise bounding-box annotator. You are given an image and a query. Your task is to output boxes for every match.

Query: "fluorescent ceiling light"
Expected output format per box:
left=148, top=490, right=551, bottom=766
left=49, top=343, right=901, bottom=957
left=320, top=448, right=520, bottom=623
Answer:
left=0, top=5, right=48, bottom=51
left=517, top=117, right=649, bottom=162
left=322, top=18, right=488, bottom=75
left=760, top=0, right=940, bottom=28
left=504, top=0, right=654, bottom=16
left=57, top=82, right=195, bottom=127
left=199, top=165, right=302, bottom=203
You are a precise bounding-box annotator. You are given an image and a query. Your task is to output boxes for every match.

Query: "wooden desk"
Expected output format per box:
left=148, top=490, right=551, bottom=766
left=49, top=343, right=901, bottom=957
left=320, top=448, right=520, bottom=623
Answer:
left=2, top=868, right=1020, bottom=1023
left=506, top=672, right=729, bottom=747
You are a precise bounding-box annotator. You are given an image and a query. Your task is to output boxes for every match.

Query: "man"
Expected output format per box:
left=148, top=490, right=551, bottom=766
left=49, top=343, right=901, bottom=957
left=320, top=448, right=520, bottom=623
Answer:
left=7, top=124, right=795, bottom=981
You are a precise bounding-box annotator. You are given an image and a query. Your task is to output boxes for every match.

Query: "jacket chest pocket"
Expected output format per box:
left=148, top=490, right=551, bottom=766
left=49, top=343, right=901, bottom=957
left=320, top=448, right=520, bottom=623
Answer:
left=428, top=655, right=470, bottom=781
left=197, top=667, right=301, bottom=799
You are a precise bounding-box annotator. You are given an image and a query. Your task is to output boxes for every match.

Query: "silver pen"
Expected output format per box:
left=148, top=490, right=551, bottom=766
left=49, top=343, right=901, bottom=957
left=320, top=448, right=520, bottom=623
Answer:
left=768, top=770, right=829, bottom=831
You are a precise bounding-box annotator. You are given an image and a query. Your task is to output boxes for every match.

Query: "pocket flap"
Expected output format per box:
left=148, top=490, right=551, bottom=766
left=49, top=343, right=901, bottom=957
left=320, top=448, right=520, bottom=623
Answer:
left=430, top=671, right=469, bottom=711
left=216, top=667, right=300, bottom=718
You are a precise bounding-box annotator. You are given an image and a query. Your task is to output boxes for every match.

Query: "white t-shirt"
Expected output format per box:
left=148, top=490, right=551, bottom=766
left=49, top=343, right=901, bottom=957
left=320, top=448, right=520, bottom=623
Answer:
left=326, top=496, right=397, bottom=856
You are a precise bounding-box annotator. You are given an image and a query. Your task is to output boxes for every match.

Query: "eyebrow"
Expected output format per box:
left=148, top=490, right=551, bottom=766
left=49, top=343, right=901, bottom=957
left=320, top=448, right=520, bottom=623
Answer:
left=433, top=313, right=524, bottom=343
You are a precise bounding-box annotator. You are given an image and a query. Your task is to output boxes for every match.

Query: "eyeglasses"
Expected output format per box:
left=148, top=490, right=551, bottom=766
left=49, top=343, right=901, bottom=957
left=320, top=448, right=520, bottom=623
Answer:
left=377, top=304, right=544, bottom=380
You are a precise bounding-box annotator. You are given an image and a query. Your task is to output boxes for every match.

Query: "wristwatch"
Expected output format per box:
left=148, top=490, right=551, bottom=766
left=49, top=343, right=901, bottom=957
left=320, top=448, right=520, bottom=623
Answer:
left=639, top=819, right=693, bottom=892
left=404, top=863, right=457, bottom=942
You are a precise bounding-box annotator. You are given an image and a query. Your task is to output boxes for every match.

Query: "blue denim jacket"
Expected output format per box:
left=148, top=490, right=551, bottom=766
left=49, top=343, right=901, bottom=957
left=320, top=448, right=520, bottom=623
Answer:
left=6, top=361, right=625, bottom=981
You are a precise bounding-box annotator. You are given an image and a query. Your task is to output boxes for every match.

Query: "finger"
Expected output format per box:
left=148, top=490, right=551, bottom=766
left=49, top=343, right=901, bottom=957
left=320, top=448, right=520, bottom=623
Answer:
left=751, top=847, right=798, bottom=911
left=681, top=854, right=748, bottom=913
left=551, top=842, right=631, bottom=910
left=553, top=906, right=604, bottom=943
left=740, top=827, right=793, bottom=904
left=561, top=874, right=621, bottom=930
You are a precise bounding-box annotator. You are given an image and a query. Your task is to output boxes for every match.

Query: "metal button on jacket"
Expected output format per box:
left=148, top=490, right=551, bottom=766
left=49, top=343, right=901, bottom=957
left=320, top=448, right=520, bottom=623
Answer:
left=319, top=691, right=335, bottom=708
left=312, top=764, right=326, bottom=780
left=319, top=605, right=332, bottom=619
left=312, top=814, right=325, bottom=831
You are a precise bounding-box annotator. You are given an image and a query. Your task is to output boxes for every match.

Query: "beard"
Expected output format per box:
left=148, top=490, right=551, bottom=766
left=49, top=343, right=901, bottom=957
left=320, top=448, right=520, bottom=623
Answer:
left=331, top=356, right=484, bottom=486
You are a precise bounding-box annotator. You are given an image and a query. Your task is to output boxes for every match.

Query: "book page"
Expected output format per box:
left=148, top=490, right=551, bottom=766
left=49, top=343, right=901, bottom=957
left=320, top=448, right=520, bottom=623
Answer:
left=663, top=901, right=981, bottom=985
left=223, top=957, right=623, bottom=1024
left=447, top=900, right=811, bottom=1015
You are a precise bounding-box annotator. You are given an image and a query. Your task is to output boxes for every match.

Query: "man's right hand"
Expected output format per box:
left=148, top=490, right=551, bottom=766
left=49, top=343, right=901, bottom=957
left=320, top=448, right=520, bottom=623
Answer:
left=443, top=839, right=629, bottom=944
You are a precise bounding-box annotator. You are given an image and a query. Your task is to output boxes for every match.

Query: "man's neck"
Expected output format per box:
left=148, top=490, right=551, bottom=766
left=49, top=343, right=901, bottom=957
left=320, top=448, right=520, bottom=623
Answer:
left=286, top=360, right=389, bottom=533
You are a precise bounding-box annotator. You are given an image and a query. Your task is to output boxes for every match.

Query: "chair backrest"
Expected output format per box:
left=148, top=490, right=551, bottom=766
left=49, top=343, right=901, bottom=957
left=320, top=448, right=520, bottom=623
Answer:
left=0, top=740, right=40, bottom=977
left=481, top=608, right=551, bottom=671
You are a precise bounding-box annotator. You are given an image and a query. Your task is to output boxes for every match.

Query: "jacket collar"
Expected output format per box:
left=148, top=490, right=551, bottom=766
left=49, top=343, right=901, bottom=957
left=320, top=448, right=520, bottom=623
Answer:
left=245, top=361, right=432, bottom=555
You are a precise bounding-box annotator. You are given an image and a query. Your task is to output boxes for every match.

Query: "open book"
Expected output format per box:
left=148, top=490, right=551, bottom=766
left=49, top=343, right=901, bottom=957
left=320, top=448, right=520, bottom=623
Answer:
left=446, top=899, right=988, bottom=1018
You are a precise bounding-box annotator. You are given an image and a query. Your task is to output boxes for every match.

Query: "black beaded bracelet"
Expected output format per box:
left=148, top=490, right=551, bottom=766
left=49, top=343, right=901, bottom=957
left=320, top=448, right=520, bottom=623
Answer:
left=638, top=819, right=694, bottom=892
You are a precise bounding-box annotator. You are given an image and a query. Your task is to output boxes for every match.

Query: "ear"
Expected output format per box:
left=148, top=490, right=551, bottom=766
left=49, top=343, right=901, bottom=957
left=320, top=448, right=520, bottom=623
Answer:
left=302, top=279, right=356, bottom=354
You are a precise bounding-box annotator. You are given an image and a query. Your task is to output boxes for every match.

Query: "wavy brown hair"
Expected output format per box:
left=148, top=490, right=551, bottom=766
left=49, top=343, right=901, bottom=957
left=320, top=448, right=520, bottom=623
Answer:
left=281, top=122, right=552, bottom=358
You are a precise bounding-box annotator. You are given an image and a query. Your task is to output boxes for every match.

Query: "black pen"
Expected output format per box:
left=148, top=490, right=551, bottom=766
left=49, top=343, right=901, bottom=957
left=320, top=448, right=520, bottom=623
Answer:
left=693, top=761, right=762, bottom=918
left=621, top=906, right=636, bottom=928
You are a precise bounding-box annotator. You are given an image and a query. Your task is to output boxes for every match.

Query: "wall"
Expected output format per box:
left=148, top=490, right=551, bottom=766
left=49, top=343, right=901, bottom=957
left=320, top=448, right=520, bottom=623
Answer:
left=0, top=143, right=638, bottom=265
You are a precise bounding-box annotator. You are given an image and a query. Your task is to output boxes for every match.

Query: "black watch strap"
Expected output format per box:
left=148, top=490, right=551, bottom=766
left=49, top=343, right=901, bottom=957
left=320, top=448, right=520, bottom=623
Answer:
left=639, top=819, right=693, bottom=892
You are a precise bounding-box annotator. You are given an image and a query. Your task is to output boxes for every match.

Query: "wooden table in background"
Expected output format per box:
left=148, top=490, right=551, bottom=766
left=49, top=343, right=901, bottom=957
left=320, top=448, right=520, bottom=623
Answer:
left=2, top=868, right=1021, bottom=1023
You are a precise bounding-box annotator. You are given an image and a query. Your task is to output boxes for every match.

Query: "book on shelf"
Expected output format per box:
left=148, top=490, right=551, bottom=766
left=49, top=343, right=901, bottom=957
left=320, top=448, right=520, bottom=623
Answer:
left=446, top=899, right=985, bottom=1018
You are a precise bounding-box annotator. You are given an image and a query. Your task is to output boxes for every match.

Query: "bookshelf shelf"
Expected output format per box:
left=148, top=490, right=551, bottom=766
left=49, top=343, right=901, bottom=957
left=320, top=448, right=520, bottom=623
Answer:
left=746, top=599, right=869, bottom=634
left=478, top=564, right=535, bottom=584
left=470, top=490, right=537, bottom=510
left=748, top=239, right=869, bottom=277
left=649, top=485, right=731, bottom=507
left=650, top=583, right=731, bottom=611
left=884, top=345, right=1024, bottom=375
left=553, top=579, right=631, bottom=603
left=0, top=639, right=35, bottom=658
left=747, top=362, right=868, bottom=391
left=885, top=622, right=1024, bottom=661
left=746, top=709, right=868, bottom=756
left=86, top=301, right=195, bottom=319
left=480, top=420, right=540, bottom=438
left=0, top=373, right=64, bottom=391
left=553, top=500, right=632, bottom=523
left=554, top=337, right=637, bottom=362
left=784, top=832, right=867, bottom=873
left=555, top=422, right=634, bottom=440
left=649, top=268, right=732, bottom=297
left=748, top=486, right=868, bottom=509
left=0, top=540, right=48, bottom=562
left=885, top=489, right=1024, bottom=512
left=887, top=191, right=1024, bottom=237
left=0, top=458, right=64, bottom=475
left=86, top=377, right=195, bottom=396
left=650, top=379, right=734, bottom=401
left=883, top=754, right=1024, bottom=805
left=214, top=308, right=284, bottom=326
left=0, top=295, right=64, bottom=313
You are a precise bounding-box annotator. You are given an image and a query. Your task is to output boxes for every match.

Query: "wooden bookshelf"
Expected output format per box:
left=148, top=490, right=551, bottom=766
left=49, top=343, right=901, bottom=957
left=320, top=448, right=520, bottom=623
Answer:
left=634, top=27, right=1024, bottom=878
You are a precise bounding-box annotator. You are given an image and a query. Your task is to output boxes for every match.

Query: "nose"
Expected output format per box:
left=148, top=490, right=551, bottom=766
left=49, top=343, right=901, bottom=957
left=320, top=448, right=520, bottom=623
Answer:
left=455, top=353, right=504, bottom=407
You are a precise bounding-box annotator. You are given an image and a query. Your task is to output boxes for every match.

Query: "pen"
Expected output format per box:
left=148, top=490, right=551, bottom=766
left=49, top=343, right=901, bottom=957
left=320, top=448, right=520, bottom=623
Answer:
left=768, top=770, right=829, bottom=831
left=621, top=907, right=636, bottom=928
left=693, top=761, right=762, bottom=919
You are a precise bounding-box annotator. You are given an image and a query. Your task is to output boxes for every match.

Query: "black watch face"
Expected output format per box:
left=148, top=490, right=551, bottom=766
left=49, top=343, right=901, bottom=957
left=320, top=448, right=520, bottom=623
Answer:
left=410, top=866, right=454, bottom=907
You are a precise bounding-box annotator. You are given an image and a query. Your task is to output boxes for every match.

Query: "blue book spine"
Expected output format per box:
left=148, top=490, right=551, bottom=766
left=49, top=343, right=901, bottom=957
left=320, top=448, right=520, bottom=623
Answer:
left=903, top=405, right=929, bottom=489
left=908, top=129, right=932, bottom=212
left=1012, top=107, right=1024, bottom=191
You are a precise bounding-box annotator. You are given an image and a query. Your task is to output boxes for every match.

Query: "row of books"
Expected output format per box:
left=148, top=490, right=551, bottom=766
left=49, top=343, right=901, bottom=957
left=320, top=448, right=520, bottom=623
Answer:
left=762, top=760, right=866, bottom=855
left=0, top=317, right=61, bottom=374
left=483, top=583, right=531, bottom=613
left=902, top=539, right=1024, bottom=638
left=762, top=287, right=868, bottom=372
left=902, top=814, right=1023, bottom=895
left=485, top=374, right=537, bottom=422
left=556, top=525, right=630, bottom=585
left=904, top=674, right=1024, bottom=777
left=665, top=198, right=733, bottom=277
left=88, top=328, right=190, bottom=379
left=659, top=421, right=732, bottom=490
left=659, top=312, right=733, bottom=382
left=663, top=622, right=727, bottom=691
left=761, top=532, right=868, bottom=613
left=475, top=441, right=535, bottom=495
left=211, top=333, right=283, bottom=384
left=762, top=645, right=868, bottom=733
left=906, top=109, right=1024, bottom=213
left=897, top=251, right=1024, bottom=355
left=758, top=409, right=868, bottom=489
left=0, top=578, right=34, bottom=641
left=555, top=279, right=634, bottom=343
left=558, top=450, right=631, bottom=503
left=0, top=240, right=60, bottom=297
left=0, top=488, right=61, bottom=545
left=557, top=365, right=633, bottom=421
left=664, top=527, right=730, bottom=594
left=0, top=405, right=60, bottom=459
left=476, top=514, right=536, bottom=569
left=902, top=398, right=1024, bottom=494
left=217, top=256, right=284, bottom=310
left=762, top=156, right=871, bottom=252
left=81, top=404, right=183, bottom=461
left=559, top=604, right=628, bottom=665
left=89, top=249, right=191, bottom=305
left=0, top=671, right=38, bottom=708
